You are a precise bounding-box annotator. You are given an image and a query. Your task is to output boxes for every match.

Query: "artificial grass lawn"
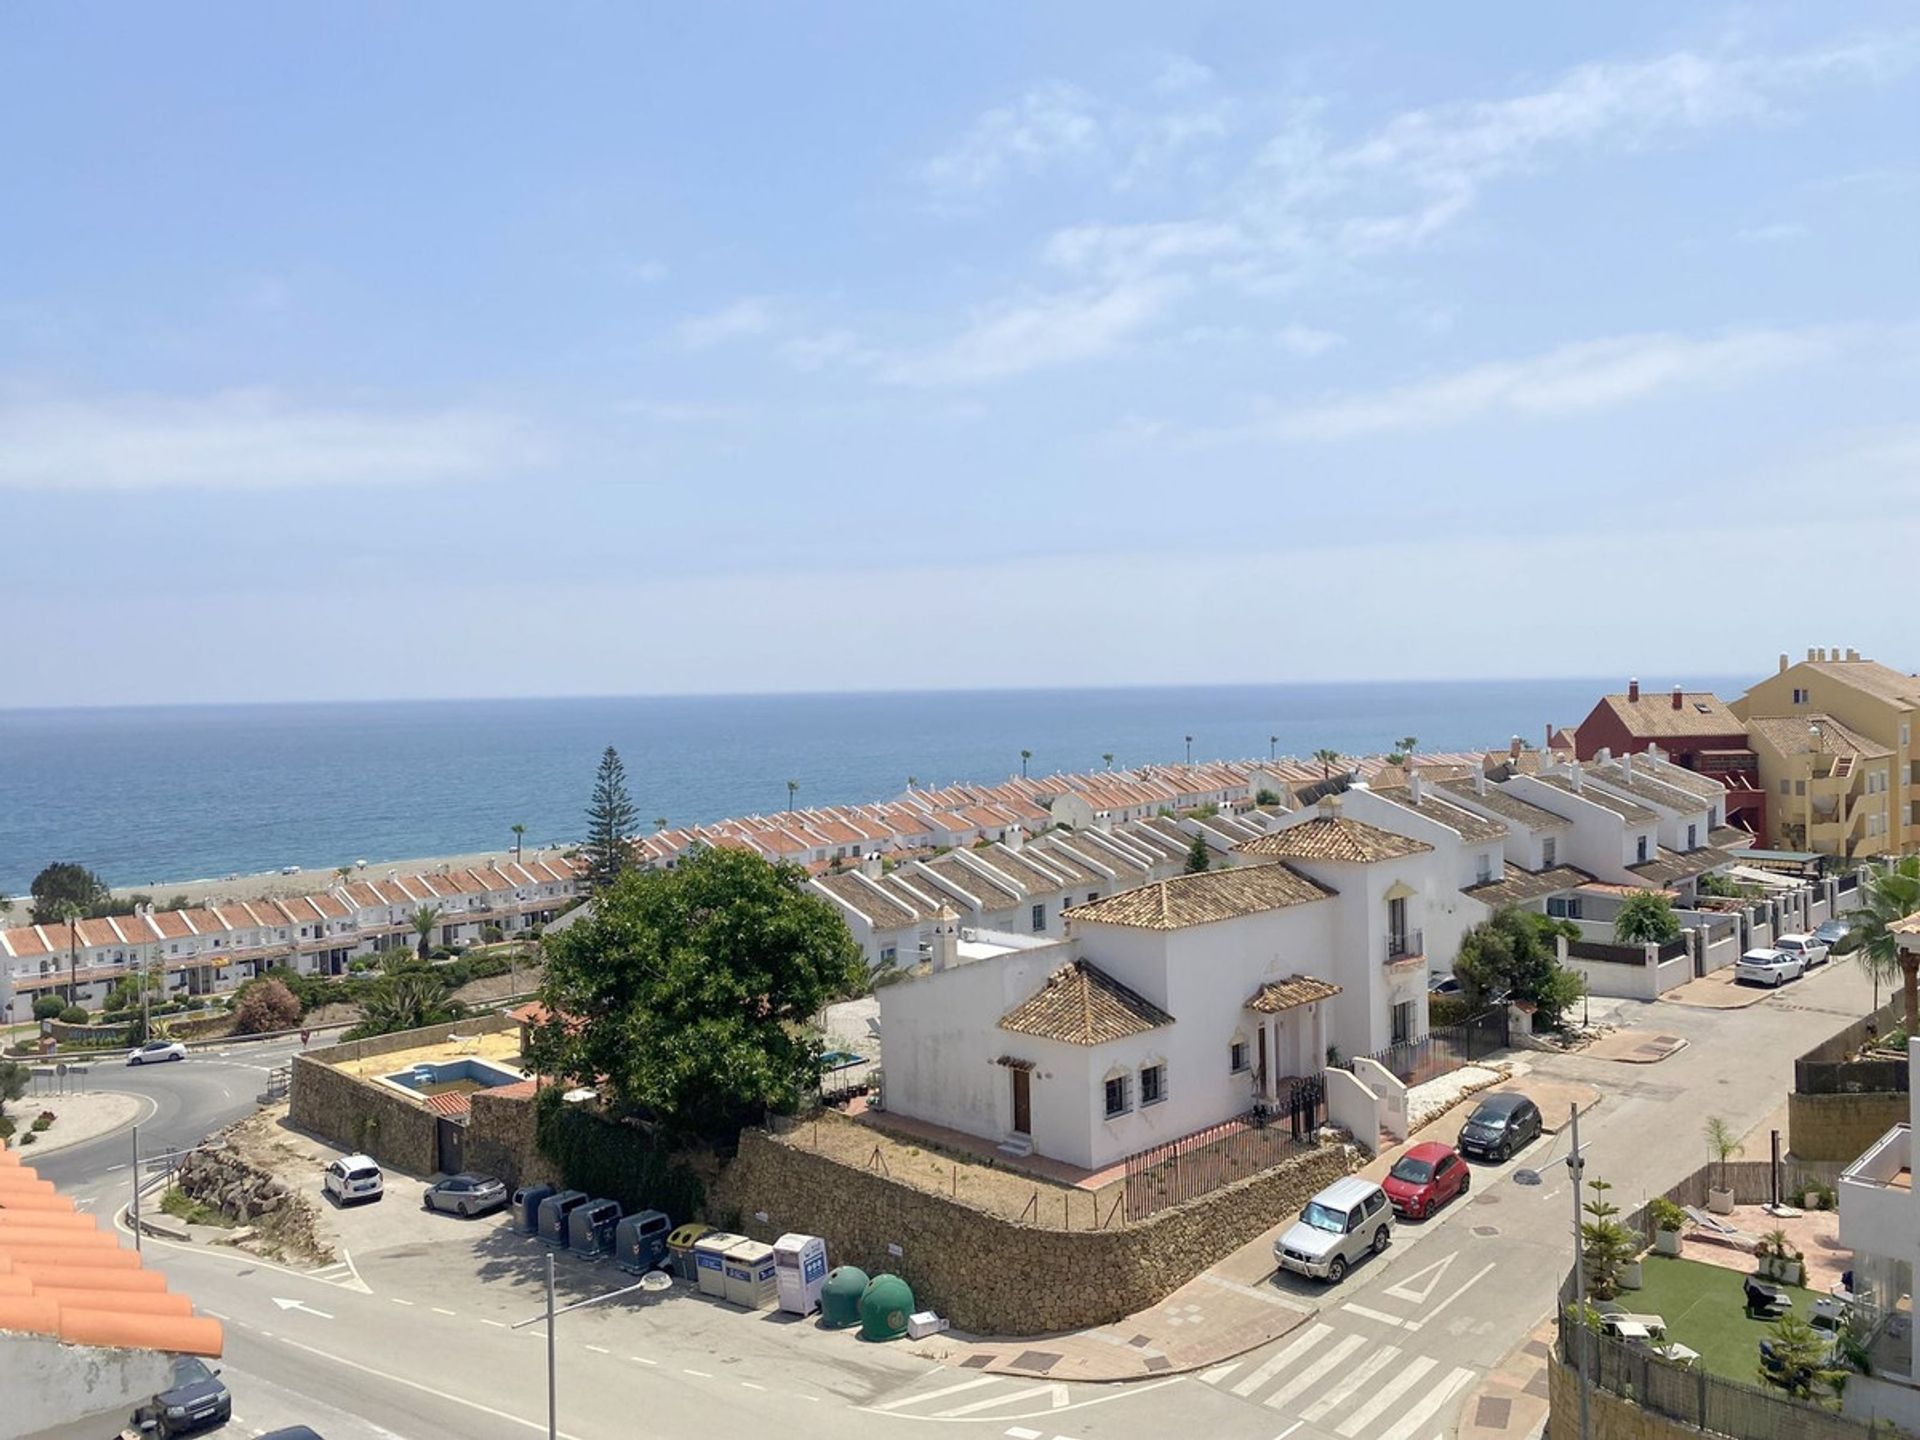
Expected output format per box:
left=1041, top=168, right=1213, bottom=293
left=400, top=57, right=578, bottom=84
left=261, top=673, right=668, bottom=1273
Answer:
left=1622, top=1255, right=1820, bottom=1386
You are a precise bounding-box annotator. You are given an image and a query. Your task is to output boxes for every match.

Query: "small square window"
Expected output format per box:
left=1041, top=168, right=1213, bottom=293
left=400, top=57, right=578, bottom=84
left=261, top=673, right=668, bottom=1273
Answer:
left=1031, top=903, right=1046, bottom=933
left=1104, top=1074, right=1131, bottom=1118
left=1140, top=1064, right=1166, bottom=1107
left=1541, top=838, right=1557, bottom=867
left=1230, top=1040, right=1249, bottom=1074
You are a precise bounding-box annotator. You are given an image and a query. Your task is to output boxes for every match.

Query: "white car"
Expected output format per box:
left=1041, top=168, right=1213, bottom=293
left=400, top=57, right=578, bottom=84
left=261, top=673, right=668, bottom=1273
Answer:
left=323, top=1154, right=384, bottom=1205
left=127, top=1040, right=187, bottom=1065
left=1774, top=933, right=1830, bottom=969
left=1735, top=948, right=1806, bottom=987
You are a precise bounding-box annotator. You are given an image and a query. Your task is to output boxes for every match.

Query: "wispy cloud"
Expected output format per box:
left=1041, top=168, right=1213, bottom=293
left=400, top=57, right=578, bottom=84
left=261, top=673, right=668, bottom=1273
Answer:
left=922, top=83, right=1102, bottom=200
left=1276, top=324, right=1344, bottom=357
left=0, top=389, right=537, bottom=491
left=674, top=297, right=774, bottom=348
left=1737, top=221, right=1809, bottom=244
left=1265, top=328, right=1835, bottom=441
left=1153, top=54, right=1214, bottom=96
left=781, top=329, right=881, bottom=373
left=882, top=280, right=1178, bottom=386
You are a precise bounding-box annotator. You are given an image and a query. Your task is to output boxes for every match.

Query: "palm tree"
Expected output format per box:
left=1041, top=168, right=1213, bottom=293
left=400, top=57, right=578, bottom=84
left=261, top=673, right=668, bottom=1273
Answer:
left=334, top=865, right=352, bottom=886
left=906, top=776, right=918, bottom=790
left=54, top=899, right=82, bottom=1005
left=363, top=970, right=451, bottom=1036
left=1397, top=735, right=1419, bottom=760
left=1019, top=749, right=1032, bottom=779
left=1313, top=747, right=1342, bottom=780
left=1184, top=735, right=1194, bottom=765
left=1856, top=856, right=1920, bottom=1034
left=1268, top=735, right=1278, bottom=761
left=786, top=779, right=799, bottom=813
left=511, top=823, right=526, bottom=863
left=654, top=817, right=668, bottom=832
left=412, top=904, right=443, bottom=960
left=0, top=892, right=10, bottom=917
left=1102, top=753, right=1114, bottom=771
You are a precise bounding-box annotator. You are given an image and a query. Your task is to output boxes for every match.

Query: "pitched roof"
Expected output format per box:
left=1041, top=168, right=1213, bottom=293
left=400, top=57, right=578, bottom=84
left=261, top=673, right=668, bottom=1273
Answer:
left=1245, top=975, right=1342, bottom=1014
left=1066, top=864, right=1334, bottom=930
left=998, top=959, right=1173, bottom=1045
left=1592, top=690, right=1745, bottom=739
left=1463, top=862, right=1596, bottom=907
left=1525, top=773, right=1659, bottom=826
left=1436, top=778, right=1573, bottom=831
left=1370, top=785, right=1507, bottom=844
left=1800, top=659, right=1920, bottom=709
left=1627, top=846, right=1733, bottom=886
left=1746, top=714, right=1893, bottom=761
left=1237, top=815, right=1433, bottom=863
left=1586, top=762, right=1715, bottom=817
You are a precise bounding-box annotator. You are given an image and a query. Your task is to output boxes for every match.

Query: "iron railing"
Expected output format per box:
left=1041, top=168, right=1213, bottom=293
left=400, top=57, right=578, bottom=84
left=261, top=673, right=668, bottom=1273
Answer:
left=1332, top=1005, right=1509, bottom=1087
left=1121, top=1094, right=1320, bottom=1222
left=1385, top=930, right=1424, bottom=963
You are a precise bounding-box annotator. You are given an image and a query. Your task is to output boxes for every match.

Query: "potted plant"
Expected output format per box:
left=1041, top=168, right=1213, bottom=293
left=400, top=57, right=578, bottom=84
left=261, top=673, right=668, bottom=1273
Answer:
left=1756, top=1230, right=1806, bottom=1286
left=1650, top=1196, right=1687, bottom=1257
left=1703, top=1116, right=1740, bottom=1215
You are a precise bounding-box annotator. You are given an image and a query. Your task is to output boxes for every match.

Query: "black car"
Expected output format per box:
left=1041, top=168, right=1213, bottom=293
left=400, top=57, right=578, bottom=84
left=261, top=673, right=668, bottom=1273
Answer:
left=1457, top=1092, right=1543, bottom=1162
left=133, top=1356, right=231, bottom=1437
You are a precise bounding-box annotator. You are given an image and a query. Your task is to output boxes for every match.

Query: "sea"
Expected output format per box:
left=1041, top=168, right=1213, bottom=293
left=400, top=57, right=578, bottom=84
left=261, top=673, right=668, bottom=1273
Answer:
left=0, top=679, right=1746, bottom=894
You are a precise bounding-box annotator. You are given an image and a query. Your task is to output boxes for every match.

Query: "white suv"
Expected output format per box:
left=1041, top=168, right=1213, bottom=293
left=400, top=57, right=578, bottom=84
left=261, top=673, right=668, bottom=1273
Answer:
left=1275, top=1176, right=1394, bottom=1283
left=323, top=1155, right=384, bottom=1206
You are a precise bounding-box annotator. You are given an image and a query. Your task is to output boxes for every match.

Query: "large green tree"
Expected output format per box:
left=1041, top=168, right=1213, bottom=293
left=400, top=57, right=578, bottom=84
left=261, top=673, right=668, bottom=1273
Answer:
left=1613, top=890, right=1681, bottom=945
left=1455, top=906, right=1582, bottom=1028
left=584, top=746, right=638, bottom=890
left=1855, top=856, right=1920, bottom=1034
left=29, top=862, right=110, bottom=924
left=534, top=846, right=865, bottom=1140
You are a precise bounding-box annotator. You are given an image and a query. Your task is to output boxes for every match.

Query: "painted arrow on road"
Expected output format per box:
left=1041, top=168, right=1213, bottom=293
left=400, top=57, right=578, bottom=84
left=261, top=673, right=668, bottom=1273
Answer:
left=271, top=1297, right=334, bottom=1319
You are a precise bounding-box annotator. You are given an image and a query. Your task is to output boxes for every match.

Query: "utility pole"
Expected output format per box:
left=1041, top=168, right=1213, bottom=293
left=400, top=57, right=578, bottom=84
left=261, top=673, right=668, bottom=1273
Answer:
left=130, top=1124, right=142, bottom=1254
left=1568, top=1103, right=1590, bottom=1440
left=546, top=1251, right=557, bottom=1440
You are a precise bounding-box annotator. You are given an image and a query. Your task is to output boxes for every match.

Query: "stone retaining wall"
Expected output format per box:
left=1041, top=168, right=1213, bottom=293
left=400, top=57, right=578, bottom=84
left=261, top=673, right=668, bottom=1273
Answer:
left=467, top=1089, right=557, bottom=1190
left=1548, top=1356, right=1696, bottom=1440
left=711, top=1127, right=1352, bottom=1335
left=288, top=1054, right=438, bottom=1175
left=1788, top=1090, right=1911, bottom=1163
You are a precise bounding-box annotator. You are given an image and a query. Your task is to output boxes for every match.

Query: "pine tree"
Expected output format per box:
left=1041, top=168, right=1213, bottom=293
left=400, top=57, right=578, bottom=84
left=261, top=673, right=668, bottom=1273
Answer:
left=585, top=746, right=639, bottom=890
left=1185, top=830, right=1211, bottom=874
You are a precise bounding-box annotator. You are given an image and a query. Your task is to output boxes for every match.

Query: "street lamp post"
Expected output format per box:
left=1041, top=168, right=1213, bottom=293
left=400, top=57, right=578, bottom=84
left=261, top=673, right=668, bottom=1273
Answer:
left=1515, top=1103, right=1589, bottom=1440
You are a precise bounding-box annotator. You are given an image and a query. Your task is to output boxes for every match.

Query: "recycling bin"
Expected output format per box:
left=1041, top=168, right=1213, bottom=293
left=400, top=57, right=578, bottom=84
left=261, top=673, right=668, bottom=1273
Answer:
left=723, top=1239, right=779, bottom=1311
left=615, top=1210, right=673, bottom=1274
left=512, top=1184, right=556, bottom=1235
left=859, top=1274, right=914, bottom=1341
left=692, top=1231, right=746, bottom=1298
left=536, top=1190, right=588, bottom=1247
left=568, top=1199, right=623, bottom=1258
left=819, top=1266, right=868, bottom=1329
left=773, top=1233, right=828, bottom=1316
left=666, top=1223, right=714, bottom=1282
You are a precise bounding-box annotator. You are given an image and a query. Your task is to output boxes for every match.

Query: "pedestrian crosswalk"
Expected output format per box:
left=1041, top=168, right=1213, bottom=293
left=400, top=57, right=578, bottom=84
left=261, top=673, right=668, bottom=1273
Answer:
left=1198, top=1319, right=1477, bottom=1440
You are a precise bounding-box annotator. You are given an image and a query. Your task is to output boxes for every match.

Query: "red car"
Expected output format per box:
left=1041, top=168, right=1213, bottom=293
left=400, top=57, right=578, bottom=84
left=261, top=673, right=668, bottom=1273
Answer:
left=1382, top=1142, right=1470, bottom=1219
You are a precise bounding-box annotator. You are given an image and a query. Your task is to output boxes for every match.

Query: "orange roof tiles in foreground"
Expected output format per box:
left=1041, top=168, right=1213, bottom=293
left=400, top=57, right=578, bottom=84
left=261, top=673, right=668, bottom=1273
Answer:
left=0, top=1148, right=222, bottom=1358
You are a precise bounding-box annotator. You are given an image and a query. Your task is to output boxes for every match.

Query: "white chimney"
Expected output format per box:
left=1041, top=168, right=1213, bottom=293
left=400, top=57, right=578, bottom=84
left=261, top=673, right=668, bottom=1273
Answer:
left=1570, top=765, right=1584, bottom=793
left=1510, top=736, right=1523, bottom=760
left=1596, top=747, right=1612, bottom=764
left=1779, top=653, right=1789, bottom=674
left=1474, top=770, right=1487, bottom=796
left=1622, top=753, right=1634, bottom=781
left=1807, top=647, right=1818, bottom=661
left=1006, top=824, right=1024, bottom=852
left=1317, top=793, right=1343, bottom=818
left=859, top=851, right=882, bottom=879
left=931, top=906, right=960, bottom=972
left=1847, top=648, right=1860, bottom=662
left=1409, top=771, right=1425, bottom=804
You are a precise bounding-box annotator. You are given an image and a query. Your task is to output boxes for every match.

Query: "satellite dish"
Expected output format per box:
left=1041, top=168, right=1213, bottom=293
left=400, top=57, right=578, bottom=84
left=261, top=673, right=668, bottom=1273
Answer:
left=1514, top=1169, right=1543, bottom=1186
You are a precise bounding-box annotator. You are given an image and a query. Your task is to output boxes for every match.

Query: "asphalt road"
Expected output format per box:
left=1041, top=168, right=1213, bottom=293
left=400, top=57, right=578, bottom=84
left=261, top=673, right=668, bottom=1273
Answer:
left=21, top=959, right=1884, bottom=1440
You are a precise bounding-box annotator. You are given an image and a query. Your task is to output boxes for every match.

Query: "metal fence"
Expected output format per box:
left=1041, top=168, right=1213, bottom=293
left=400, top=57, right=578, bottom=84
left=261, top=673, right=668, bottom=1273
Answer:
left=1333, top=1005, right=1510, bottom=1087
left=1569, top=939, right=1650, bottom=966
left=1559, top=1306, right=1875, bottom=1440
left=1796, top=1001, right=1908, bottom=1096
left=1121, top=1105, right=1317, bottom=1222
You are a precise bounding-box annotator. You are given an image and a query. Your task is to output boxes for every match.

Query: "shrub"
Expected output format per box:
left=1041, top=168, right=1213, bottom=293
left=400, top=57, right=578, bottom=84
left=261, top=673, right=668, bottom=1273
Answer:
left=231, top=979, right=302, bottom=1036
left=535, top=1089, right=705, bottom=1222
left=1255, top=788, right=1282, bottom=806
left=57, top=1006, right=90, bottom=1026
left=1649, top=1196, right=1687, bottom=1233
left=29, top=1115, right=52, bottom=1133
left=18, top=1131, right=35, bottom=1145
left=31, top=996, right=65, bottom=1022
left=1614, top=891, right=1682, bottom=945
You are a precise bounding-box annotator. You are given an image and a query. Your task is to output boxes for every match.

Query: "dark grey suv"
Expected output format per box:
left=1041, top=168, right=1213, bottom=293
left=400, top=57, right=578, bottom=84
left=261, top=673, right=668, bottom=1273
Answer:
left=1458, top=1092, right=1543, bottom=1162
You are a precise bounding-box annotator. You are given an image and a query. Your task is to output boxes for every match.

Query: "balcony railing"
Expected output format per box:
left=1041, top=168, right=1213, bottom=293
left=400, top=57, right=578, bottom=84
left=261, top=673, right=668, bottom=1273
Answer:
left=1385, top=929, right=1424, bottom=963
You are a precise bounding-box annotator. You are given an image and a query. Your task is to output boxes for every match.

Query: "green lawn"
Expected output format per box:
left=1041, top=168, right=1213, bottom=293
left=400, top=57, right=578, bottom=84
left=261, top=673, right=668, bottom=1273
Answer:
left=1621, top=1255, right=1820, bottom=1385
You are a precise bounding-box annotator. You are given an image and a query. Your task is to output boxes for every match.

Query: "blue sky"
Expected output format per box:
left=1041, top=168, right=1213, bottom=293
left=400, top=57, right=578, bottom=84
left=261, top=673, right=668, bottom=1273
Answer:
left=4, top=5, right=1916, bottom=706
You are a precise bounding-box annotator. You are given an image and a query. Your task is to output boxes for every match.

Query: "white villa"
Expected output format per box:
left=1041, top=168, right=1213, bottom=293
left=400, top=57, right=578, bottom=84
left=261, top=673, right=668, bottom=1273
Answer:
left=875, top=798, right=1445, bottom=1171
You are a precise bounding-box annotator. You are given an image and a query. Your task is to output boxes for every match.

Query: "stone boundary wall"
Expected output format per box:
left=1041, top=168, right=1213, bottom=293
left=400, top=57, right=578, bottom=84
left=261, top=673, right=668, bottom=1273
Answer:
left=467, top=1089, right=557, bottom=1190
left=289, top=1053, right=439, bottom=1175
left=1548, top=1355, right=1699, bottom=1440
left=711, top=1127, right=1353, bottom=1335
left=303, top=1010, right=516, bottom=1066
left=1787, top=1091, right=1910, bottom=1164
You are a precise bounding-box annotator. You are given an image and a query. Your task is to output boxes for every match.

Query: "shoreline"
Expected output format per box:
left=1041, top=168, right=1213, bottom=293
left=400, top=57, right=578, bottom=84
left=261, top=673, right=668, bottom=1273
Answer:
left=102, top=846, right=578, bottom=909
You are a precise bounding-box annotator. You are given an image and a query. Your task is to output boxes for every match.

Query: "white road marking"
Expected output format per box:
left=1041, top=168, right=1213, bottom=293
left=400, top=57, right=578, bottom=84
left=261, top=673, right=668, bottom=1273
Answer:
left=480, top=1319, right=507, bottom=1329
left=205, top=1310, right=231, bottom=1321
left=1404, top=1260, right=1496, bottom=1334
left=1197, top=1361, right=1241, bottom=1386
left=585, top=1344, right=609, bottom=1354
left=390, top=1298, right=413, bottom=1306
left=1383, top=1251, right=1457, bottom=1305
left=873, top=1376, right=1001, bottom=1412
left=741, top=1382, right=766, bottom=1391
left=1272, top=1424, right=1305, bottom=1440
left=1336, top=1355, right=1438, bottom=1437
left=799, top=1394, right=817, bottom=1401
left=271, top=1297, right=334, bottom=1319
left=432, top=1307, right=458, bottom=1317
left=1372, top=1366, right=1475, bottom=1440
left=273, top=1333, right=589, bottom=1440
left=1342, top=1302, right=1409, bottom=1328
left=1262, top=1334, right=1367, bottom=1409
left=1006, top=1429, right=1042, bottom=1440
left=936, top=1385, right=1061, bottom=1418
left=106, top=1163, right=127, bottom=1172
left=631, top=1356, right=657, bottom=1366
left=1050, top=1384, right=1069, bottom=1408
left=1233, top=1322, right=1331, bottom=1396
left=684, top=1369, right=715, bottom=1379
left=1302, top=1344, right=1400, bottom=1423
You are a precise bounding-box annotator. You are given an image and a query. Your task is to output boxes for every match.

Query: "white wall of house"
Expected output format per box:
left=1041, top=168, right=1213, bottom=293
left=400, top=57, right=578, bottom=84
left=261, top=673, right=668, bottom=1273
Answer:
left=1505, top=774, right=1657, bottom=883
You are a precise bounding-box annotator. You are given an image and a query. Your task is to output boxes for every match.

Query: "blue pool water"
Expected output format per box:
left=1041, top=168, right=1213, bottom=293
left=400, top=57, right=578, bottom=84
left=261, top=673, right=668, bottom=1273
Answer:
left=385, top=1057, right=523, bottom=1093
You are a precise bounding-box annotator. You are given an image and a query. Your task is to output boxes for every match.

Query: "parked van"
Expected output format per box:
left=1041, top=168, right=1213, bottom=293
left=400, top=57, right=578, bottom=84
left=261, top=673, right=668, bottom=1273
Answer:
left=1274, top=1177, right=1392, bottom=1283
left=323, top=1154, right=384, bottom=1206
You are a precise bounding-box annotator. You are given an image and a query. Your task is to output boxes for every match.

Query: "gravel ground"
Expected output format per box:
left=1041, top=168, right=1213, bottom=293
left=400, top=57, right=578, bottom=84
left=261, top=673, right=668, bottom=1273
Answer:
left=106, top=846, right=574, bottom=908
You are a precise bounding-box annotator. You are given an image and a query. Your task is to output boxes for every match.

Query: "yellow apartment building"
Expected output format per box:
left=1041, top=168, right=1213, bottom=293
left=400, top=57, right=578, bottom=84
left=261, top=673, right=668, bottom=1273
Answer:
left=1735, top=648, right=1920, bottom=857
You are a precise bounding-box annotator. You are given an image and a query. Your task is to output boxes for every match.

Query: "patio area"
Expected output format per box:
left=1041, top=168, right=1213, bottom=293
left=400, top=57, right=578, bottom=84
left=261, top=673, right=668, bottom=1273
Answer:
left=1674, top=1202, right=1852, bottom=1295
left=1617, top=1255, right=1823, bottom=1385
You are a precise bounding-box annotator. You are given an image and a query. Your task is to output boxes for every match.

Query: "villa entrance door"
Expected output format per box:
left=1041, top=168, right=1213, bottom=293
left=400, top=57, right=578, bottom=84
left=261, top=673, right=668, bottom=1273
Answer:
left=1010, top=1068, right=1031, bottom=1136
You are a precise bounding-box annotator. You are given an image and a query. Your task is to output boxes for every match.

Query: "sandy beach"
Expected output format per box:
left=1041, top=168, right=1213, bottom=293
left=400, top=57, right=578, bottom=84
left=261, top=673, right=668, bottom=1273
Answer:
left=106, top=845, right=577, bottom=909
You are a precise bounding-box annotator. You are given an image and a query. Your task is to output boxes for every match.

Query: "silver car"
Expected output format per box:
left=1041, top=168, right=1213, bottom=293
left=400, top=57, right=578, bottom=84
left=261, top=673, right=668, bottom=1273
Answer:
left=1274, top=1176, right=1394, bottom=1284
left=423, top=1172, right=508, bottom=1217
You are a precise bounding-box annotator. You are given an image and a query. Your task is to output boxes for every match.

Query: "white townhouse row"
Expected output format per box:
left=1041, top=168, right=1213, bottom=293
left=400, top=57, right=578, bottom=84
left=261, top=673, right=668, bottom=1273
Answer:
left=0, top=856, right=583, bottom=1022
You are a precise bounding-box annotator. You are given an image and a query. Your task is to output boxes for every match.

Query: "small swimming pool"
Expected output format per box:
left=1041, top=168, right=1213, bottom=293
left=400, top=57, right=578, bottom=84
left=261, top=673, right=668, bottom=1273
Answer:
left=385, top=1057, right=524, bottom=1096
left=820, top=1050, right=865, bottom=1070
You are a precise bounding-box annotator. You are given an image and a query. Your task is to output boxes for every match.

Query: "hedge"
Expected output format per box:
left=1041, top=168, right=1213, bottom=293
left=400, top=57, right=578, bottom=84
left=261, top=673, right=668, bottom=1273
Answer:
left=534, top=1091, right=705, bottom=1224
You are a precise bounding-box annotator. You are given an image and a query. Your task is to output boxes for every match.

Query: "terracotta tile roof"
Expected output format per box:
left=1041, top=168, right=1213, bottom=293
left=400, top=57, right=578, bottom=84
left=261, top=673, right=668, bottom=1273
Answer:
left=1709, top=825, right=1754, bottom=849
left=0, top=1150, right=222, bottom=1357
left=998, top=959, right=1173, bottom=1045
left=1593, top=690, right=1744, bottom=739
left=1245, top=975, right=1342, bottom=1014
left=811, top=872, right=919, bottom=931
left=1585, top=763, right=1717, bottom=817
left=1370, top=786, right=1507, bottom=844
left=1627, top=761, right=1728, bottom=804
left=1435, top=778, right=1572, bottom=831
left=1799, top=659, right=1920, bottom=708
left=1463, top=863, right=1596, bottom=907
left=423, top=1091, right=472, bottom=1118
left=1068, top=865, right=1333, bottom=930
left=1747, top=714, right=1893, bottom=761
left=1525, top=774, right=1659, bottom=826
left=1626, top=846, right=1733, bottom=886
left=1237, top=815, right=1433, bottom=863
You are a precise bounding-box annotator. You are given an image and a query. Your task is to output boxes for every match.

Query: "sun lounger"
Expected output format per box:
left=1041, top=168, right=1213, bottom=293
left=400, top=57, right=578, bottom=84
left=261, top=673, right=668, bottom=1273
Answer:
left=1684, top=1205, right=1760, bottom=1250
left=1746, top=1277, right=1792, bottom=1318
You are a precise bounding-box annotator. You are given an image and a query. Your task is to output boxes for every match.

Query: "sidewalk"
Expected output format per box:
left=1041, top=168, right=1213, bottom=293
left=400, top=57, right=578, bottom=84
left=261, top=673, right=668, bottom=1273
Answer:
left=1661, top=969, right=1770, bottom=1009
left=1453, top=1316, right=1557, bottom=1440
